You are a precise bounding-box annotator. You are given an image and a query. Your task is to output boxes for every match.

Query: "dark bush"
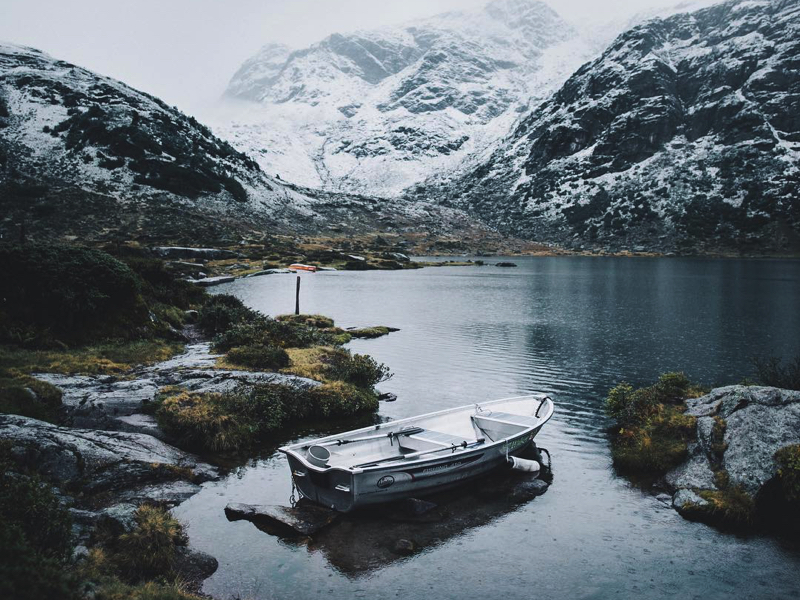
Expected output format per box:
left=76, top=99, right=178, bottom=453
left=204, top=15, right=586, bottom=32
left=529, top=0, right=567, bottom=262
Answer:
left=0, top=243, right=146, bottom=344
left=753, top=354, right=800, bottom=391
left=0, top=446, right=79, bottom=599
left=197, top=294, right=256, bottom=336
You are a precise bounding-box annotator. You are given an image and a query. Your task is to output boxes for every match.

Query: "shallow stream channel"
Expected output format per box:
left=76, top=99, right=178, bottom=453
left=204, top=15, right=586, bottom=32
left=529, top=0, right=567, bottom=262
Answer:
left=175, top=256, right=800, bottom=599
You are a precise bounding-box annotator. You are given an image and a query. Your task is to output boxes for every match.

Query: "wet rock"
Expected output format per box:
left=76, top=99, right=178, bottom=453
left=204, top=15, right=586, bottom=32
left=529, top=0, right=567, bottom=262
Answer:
left=225, top=502, right=339, bottom=536
left=97, top=503, right=139, bottom=535
left=508, top=478, right=550, bottom=500
left=392, top=538, right=417, bottom=555
left=116, top=481, right=203, bottom=507
left=655, top=493, right=672, bottom=504
left=34, top=374, right=159, bottom=429
left=194, top=276, right=236, bottom=287
left=173, top=546, right=219, bottom=584
left=665, top=442, right=717, bottom=491
left=378, top=392, right=398, bottom=402
left=495, top=262, right=517, bottom=267
left=0, top=414, right=217, bottom=491
left=184, top=309, right=199, bottom=323
left=145, top=343, right=220, bottom=371
left=672, top=489, right=710, bottom=512
left=162, top=369, right=320, bottom=395
left=115, top=413, right=165, bottom=439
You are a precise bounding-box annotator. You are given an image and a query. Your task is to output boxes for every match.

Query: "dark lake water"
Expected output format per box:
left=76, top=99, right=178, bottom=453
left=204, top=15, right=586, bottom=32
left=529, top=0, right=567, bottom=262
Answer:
left=175, top=257, right=800, bottom=600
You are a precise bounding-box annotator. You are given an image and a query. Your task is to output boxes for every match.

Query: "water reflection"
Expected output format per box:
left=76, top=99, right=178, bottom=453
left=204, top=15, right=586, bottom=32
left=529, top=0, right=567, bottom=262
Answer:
left=175, top=257, right=800, bottom=600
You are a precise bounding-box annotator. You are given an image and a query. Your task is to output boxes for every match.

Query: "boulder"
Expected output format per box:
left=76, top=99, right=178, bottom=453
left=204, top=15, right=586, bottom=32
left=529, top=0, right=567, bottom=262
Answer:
left=173, top=546, right=219, bottom=586
left=672, top=489, right=710, bottom=512
left=684, top=386, right=800, bottom=496
left=392, top=538, right=417, bottom=555
left=0, top=414, right=217, bottom=491
left=224, top=502, right=339, bottom=536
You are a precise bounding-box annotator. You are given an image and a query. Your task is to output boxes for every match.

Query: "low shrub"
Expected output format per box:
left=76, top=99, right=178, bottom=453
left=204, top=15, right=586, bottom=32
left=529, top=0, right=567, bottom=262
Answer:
left=155, top=382, right=378, bottom=452
left=0, top=374, right=62, bottom=422
left=605, top=373, right=700, bottom=476
left=325, top=352, right=391, bottom=388
left=115, top=506, right=187, bottom=581
left=226, top=344, right=290, bottom=370
left=753, top=354, right=800, bottom=391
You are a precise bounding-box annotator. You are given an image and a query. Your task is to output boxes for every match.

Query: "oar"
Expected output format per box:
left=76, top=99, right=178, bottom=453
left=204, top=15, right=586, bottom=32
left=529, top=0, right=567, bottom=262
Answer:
left=353, top=438, right=486, bottom=468
left=319, top=426, right=425, bottom=447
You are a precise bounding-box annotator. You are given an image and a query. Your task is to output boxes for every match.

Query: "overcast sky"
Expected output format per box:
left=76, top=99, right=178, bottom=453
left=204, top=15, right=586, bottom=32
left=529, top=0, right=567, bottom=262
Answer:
left=0, top=0, right=673, bottom=115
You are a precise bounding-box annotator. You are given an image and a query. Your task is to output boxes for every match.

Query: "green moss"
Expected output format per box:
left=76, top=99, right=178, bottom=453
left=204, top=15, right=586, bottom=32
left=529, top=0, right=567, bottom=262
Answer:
left=347, top=326, right=398, bottom=339
left=0, top=340, right=184, bottom=375
left=606, top=373, right=700, bottom=476
left=0, top=375, right=62, bottom=422
left=696, top=483, right=757, bottom=527
left=276, top=314, right=335, bottom=329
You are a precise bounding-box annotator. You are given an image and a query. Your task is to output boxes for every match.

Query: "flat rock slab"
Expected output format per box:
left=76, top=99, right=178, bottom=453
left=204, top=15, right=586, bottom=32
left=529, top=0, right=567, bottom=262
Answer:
left=225, top=502, right=339, bottom=536
left=194, top=276, right=235, bottom=287
left=0, top=414, right=216, bottom=490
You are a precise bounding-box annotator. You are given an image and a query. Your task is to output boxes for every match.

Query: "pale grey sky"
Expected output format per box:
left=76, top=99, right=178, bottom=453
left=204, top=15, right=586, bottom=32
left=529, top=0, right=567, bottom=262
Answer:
left=0, top=0, right=672, bottom=115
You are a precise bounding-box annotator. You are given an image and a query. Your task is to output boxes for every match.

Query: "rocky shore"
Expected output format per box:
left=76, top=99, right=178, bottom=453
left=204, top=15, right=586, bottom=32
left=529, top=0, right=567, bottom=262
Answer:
left=606, top=375, right=800, bottom=531
left=665, top=385, right=800, bottom=525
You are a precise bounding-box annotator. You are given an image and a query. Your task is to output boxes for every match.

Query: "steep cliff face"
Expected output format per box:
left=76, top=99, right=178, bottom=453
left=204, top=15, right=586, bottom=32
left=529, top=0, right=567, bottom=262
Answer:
left=418, top=0, right=800, bottom=253
left=216, top=0, right=591, bottom=197
left=0, top=42, right=487, bottom=243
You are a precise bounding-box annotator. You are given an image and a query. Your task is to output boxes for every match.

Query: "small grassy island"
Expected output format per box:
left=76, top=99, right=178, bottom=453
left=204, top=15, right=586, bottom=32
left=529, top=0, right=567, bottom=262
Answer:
left=606, top=371, right=800, bottom=533
left=0, top=241, right=394, bottom=599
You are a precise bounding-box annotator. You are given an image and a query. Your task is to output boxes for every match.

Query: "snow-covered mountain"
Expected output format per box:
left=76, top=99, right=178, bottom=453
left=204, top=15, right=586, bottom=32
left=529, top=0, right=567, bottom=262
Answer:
left=0, top=42, right=488, bottom=242
left=215, top=0, right=594, bottom=198
left=414, top=0, right=800, bottom=253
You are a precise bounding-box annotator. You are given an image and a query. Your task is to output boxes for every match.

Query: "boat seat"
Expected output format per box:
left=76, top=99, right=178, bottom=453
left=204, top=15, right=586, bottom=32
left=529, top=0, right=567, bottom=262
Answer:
left=396, top=428, right=473, bottom=454
left=404, top=428, right=472, bottom=447
left=472, top=411, right=539, bottom=428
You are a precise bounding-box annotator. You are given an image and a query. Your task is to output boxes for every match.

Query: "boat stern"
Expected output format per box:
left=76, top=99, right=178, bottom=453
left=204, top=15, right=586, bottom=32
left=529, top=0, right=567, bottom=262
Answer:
left=283, top=451, right=357, bottom=512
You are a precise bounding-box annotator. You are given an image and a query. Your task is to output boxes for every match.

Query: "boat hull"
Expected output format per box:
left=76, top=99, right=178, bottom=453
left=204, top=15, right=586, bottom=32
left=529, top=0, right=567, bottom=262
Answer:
left=286, top=424, right=545, bottom=512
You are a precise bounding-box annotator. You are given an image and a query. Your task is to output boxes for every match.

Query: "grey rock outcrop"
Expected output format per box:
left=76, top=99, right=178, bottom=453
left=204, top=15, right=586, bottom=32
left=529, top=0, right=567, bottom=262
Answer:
left=665, top=386, right=800, bottom=511
left=0, top=414, right=216, bottom=493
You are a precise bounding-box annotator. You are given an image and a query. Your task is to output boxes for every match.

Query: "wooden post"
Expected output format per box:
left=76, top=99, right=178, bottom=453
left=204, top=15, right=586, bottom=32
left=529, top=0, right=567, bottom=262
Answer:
left=295, top=275, right=301, bottom=315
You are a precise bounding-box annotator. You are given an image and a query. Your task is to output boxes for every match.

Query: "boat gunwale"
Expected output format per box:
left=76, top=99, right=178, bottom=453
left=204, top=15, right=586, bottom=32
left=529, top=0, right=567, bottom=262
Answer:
left=279, top=394, right=554, bottom=474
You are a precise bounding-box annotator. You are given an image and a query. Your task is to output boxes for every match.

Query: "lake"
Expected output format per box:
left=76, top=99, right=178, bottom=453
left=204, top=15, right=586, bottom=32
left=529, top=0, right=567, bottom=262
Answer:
left=175, top=256, right=800, bottom=599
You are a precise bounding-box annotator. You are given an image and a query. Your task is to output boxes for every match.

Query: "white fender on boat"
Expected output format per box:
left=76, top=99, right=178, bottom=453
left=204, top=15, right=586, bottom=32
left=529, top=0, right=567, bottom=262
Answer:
left=508, top=456, right=540, bottom=473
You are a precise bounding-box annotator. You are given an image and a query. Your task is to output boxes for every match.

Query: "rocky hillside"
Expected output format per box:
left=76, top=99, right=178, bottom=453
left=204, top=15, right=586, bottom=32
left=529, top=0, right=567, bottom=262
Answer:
left=215, top=0, right=593, bottom=197
left=0, top=42, right=494, bottom=243
left=416, top=0, right=800, bottom=254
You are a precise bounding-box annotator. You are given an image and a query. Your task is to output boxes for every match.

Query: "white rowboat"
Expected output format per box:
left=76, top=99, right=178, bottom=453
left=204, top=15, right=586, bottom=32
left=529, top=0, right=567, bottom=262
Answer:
left=279, top=394, right=554, bottom=512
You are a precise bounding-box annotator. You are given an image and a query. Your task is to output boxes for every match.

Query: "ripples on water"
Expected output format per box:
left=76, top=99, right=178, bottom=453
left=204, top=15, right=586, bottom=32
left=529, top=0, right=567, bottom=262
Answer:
left=175, top=257, right=800, bottom=599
